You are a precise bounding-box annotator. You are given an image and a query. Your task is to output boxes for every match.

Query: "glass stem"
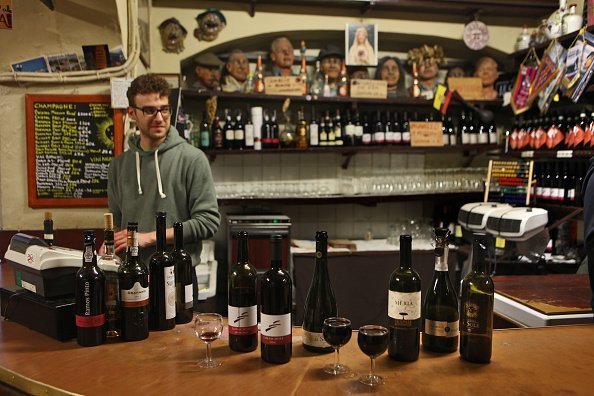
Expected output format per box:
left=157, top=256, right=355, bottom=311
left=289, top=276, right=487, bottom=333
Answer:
left=334, top=347, right=340, bottom=368
left=370, top=356, right=375, bottom=377
left=206, top=342, right=213, bottom=363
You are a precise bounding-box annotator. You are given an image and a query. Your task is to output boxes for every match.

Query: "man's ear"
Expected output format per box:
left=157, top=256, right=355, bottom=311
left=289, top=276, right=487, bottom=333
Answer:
left=127, top=106, right=137, bottom=121
left=226, top=63, right=232, bottom=73
left=270, top=52, right=277, bottom=63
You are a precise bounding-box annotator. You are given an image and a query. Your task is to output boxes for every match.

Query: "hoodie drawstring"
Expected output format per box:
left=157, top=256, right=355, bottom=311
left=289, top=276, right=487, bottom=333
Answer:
left=134, top=149, right=167, bottom=199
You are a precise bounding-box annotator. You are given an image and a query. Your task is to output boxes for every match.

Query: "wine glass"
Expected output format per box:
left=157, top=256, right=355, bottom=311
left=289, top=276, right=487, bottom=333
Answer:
left=322, top=317, right=352, bottom=375
left=357, top=325, right=389, bottom=386
left=194, top=313, right=224, bottom=368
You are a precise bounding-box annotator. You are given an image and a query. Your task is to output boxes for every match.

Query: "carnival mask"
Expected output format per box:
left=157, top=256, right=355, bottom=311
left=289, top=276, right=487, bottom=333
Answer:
left=158, top=18, right=187, bottom=54
left=194, top=8, right=226, bottom=42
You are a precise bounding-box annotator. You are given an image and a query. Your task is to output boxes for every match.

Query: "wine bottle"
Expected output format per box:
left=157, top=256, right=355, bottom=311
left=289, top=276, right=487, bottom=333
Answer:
left=309, top=107, right=319, bottom=147
left=388, top=235, right=421, bottom=362
left=422, top=228, right=459, bottom=353
left=402, top=111, right=411, bottom=145
left=172, top=222, right=194, bottom=324
left=302, top=231, right=337, bottom=353
left=254, top=54, right=265, bottom=93
left=211, top=115, right=224, bottom=149
left=98, top=213, right=122, bottom=339
left=260, top=235, right=292, bottom=364
left=223, top=110, right=235, bottom=150
left=234, top=110, right=245, bottom=150
left=43, top=212, right=53, bottom=246
left=374, top=110, right=385, bottom=145
left=244, top=106, right=255, bottom=150
left=362, top=112, right=372, bottom=146
left=460, top=235, right=494, bottom=364
left=76, top=230, right=106, bottom=347
left=149, top=211, right=176, bottom=331
left=119, top=223, right=149, bottom=341
left=228, top=231, right=258, bottom=352
left=200, top=112, right=211, bottom=149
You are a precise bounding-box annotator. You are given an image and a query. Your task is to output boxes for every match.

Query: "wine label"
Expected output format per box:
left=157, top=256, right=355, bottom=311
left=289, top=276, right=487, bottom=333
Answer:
left=568, top=188, right=575, bottom=201
left=260, top=313, right=292, bottom=345
left=44, top=234, right=53, bottom=241
left=185, top=284, right=193, bottom=304
left=536, top=186, right=543, bottom=198
left=478, top=134, right=488, bottom=144
left=234, top=129, right=244, bottom=140
left=76, top=313, right=105, bottom=328
left=345, top=124, right=355, bottom=136
left=310, top=124, right=319, bottom=146
left=449, top=135, right=456, bottom=146
left=469, top=134, right=478, bottom=144
left=489, top=132, right=497, bottom=144
left=354, top=125, right=364, bottom=137
left=442, top=134, right=450, bottom=146
left=84, top=246, right=93, bottom=263
left=461, top=133, right=470, bottom=144
left=164, top=265, right=176, bottom=320
left=374, top=132, right=385, bottom=143
left=245, top=125, right=255, bottom=146
left=424, top=319, right=459, bottom=337
left=362, top=134, right=372, bottom=144
left=543, top=187, right=551, bottom=199
left=461, top=301, right=490, bottom=335
left=302, top=329, right=330, bottom=348
left=386, top=131, right=395, bottom=143
left=228, top=305, right=258, bottom=335
left=225, top=129, right=234, bottom=140
left=394, top=131, right=402, bottom=143
left=388, top=290, right=421, bottom=321
left=121, top=281, right=149, bottom=307
left=402, top=132, right=411, bottom=143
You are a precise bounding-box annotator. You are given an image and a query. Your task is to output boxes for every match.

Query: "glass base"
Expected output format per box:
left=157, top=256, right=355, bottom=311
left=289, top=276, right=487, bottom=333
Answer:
left=359, top=374, right=384, bottom=387
left=323, top=363, right=351, bottom=376
left=198, top=359, right=221, bottom=369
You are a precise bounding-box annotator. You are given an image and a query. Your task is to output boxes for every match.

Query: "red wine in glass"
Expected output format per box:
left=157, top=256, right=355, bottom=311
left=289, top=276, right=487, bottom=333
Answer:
left=322, top=317, right=352, bottom=375
left=358, top=325, right=388, bottom=386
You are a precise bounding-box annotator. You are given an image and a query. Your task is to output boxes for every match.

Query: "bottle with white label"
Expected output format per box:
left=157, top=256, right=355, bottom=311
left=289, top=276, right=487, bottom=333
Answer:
left=260, top=235, right=292, bottom=364
left=149, top=211, right=176, bottom=331
left=244, top=107, right=255, bottom=149
left=422, top=228, right=459, bottom=353
left=119, top=222, right=149, bottom=341
left=171, top=222, right=193, bottom=324
left=98, top=213, right=122, bottom=339
left=388, top=235, right=421, bottom=362
left=309, top=107, right=319, bottom=147
left=302, top=231, right=337, bottom=353
left=228, top=231, right=258, bottom=352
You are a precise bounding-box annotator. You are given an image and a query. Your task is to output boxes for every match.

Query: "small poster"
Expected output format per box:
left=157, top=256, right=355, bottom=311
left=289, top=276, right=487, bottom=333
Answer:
left=11, top=56, right=49, bottom=73
left=47, top=53, right=82, bottom=72
left=410, top=121, right=444, bottom=147
left=0, top=0, right=12, bottom=30
left=82, top=44, right=111, bottom=70
left=345, top=23, right=378, bottom=66
left=511, top=48, right=540, bottom=115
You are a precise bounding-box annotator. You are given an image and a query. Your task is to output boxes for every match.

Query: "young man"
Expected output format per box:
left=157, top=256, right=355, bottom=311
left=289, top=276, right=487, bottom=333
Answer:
left=108, top=74, right=220, bottom=270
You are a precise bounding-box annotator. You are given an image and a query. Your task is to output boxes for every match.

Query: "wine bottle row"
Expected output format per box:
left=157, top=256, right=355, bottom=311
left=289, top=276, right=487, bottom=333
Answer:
left=506, top=110, right=594, bottom=151
left=189, top=108, right=497, bottom=151
left=533, top=159, right=587, bottom=207
left=75, top=212, right=194, bottom=347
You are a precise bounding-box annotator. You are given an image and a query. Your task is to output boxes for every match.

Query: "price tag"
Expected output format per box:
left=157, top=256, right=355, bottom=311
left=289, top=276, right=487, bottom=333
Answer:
left=521, top=151, right=534, bottom=158
left=264, top=76, right=304, bottom=96
left=409, top=121, right=444, bottom=147
left=556, top=150, right=573, bottom=158
left=495, top=237, right=506, bottom=249
left=447, top=77, right=484, bottom=100
left=350, top=79, right=388, bottom=99
left=455, top=225, right=463, bottom=238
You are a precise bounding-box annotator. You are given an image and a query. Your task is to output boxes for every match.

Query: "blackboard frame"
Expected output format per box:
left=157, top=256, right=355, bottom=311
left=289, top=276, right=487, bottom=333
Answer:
left=25, top=94, right=124, bottom=208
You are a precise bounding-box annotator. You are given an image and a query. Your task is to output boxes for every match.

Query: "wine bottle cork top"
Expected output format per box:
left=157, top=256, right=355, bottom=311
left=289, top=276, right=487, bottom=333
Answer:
left=103, top=213, right=113, bottom=230
left=44, top=212, right=52, bottom=221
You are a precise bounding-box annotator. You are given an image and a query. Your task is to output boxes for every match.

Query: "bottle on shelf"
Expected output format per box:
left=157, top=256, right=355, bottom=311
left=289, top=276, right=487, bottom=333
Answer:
left=223, top=109, right=235, bottom=150
left=344, top=109, right=356, bottom=147
left=98, top=213, right=122, bottom=339
left=542, top=162, right=552, bottom=202
left=362, top=112, right=372, bottom=146
left=374, top=109, right=385, bottom=145
left=566, top=161, right=577, bottom=205
left=171, top=222, right=193, bottom=325
left=234, top=110, right=245, bottom=150
left=441, top=115, right=450, bottom=146
left=299, top=42, right=309, bottom=95
left=411, top=62, right=421, bottom=98
left=385, top=110, right=394, bottom=145
left=310, top=60, right=324, bottom=97
left=334, top=109, right=344, bottom=146
left=211, top=115, right=224, bottom=149
left=460, top=234, right=494, bottom=364
left=477, top=116, right=489, bottom=144
left=119, top=222, right=149, bottom=341
left=270, top=110, right=280, bottom=148
left=323, top=74, right=331, bottom=97
left=460, top=111, right=470, bottom=145
left=422, top=228, right=459, bottom=353
left=388, top=235, right=421, bottom=362
left=326, top=109, right=336, bottom=146
left=200, top=112, right=211, bottom=150
left=148, top=211, right=176, bottom=331
left=296, top=108, right=309, bottom=149
left=43, top=211, right=53, bottom=246
left=551, top=162, right=563, bottom=202
left=468, top=111, right=477, bottom=145
left=401, top=111, right=411, bottom=145
left=228, top=231, right=258, bottom=352
left=446, top=115, right=457, bottom=146
left=254, top=54, right=265, bottom=94
left=354, top=110, right=364, bottom=146
left=244, top=71, right=255, bottom=94
left=75, top=230, right=106, bottom=347
left=260, top=235, right=292, bottom=364
left=309, top=107, right=319, bottom=147
left=261, top=110, right=273, bottom=149
left=337, top=64, right=349, bottom=97
left=392, top=111, right=402, bottom=146
left=244, top=106, right=255, bottom=149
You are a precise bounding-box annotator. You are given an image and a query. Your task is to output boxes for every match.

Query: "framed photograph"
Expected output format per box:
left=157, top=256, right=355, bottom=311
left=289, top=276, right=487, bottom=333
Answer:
left=11, top=56, right=49, bottom=73
left=138, top=0, right=150, bottom=67
left=345, top=23, right=378, bottom=66
left=156, top=73, right=181, bottom=89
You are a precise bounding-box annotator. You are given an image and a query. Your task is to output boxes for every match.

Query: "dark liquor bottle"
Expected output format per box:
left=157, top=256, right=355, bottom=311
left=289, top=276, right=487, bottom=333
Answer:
left=542, top=162, right=552, bottom=202
left=302, top=231, right=337, bottom=353
left=234, top=110, right=245, bottom=150
left=334, top=109, right=343, bottom=146
left=200, top=112, right=211, bottom=149
left=551, top=162, right=563, bottom=202
left=385, top=111, right=394, bottom=145
left=566, top=161, right=577, bottom=205
left=76, top=230, right=106, bottom=347
left=460, top=235, right=494, bottom=364
left=228, top=231, right=258, bottom=352
left=325, top=110, right=336, bottom=146
left=261, top=111, right=273, bottom=149
left=260, top=235, right=292, bottom=364
left=119, top=223, right=149, bottom=341
left=244, top=106, right=255, bottom=149
left=362, top=112, right=372, bottom=146
left=392, top=111, right=402, bottom=145
left=388, top=235, right=421, bottom=362
left=309, top=107, right=319, bottom=147
left=422, top=228, right=459, bottom=353
left=319, top=112, right=327, bottom=146
left=211, top=115, right=224, bottom=149
left=354, top=110, right=364, bottom=146
left=270, top=110, right=280, bottom=148
left=374, top=110, right=385, bottom=145
left=98, top=213, right=122, bottom=339
left=223, top=110, right=235, bottom=150
left=344, top=110, right=356, bottom=147
left=460, top=111, right=469, bottom=145
left=446, top=115, right=457, bottom=146
left=402, top=111, right=411, bottom=145
left=441, top=115, right=450, bottom=146
left=43, top=212, right=53, bottom=246
left=148, top=211, right=176, bottom=331
left=172, top=222, right=193, bottom=324
left=468, top=111, right=477, bottom=145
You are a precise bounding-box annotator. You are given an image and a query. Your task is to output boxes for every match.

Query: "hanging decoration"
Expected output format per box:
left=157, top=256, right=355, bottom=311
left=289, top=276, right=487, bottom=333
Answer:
left=537, top=41, right=567, bottom=115
left=528, top=40, right=564, bottom=105
left=510, top=48, right=540, bottom=115
left=158, top=18, right=187, bottom=54
left=567, top=30, right=594, bottom=103
left=463, top=18, right=489, bottom=51
left=194, top=8, right=226, bottom=42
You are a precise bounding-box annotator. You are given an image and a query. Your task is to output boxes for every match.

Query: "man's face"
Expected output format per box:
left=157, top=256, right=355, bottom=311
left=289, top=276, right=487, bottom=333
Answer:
left=475, top=59, right=499, bottom=87
left=321, top=56, right=342, bottom=81
left=271, top=39, right=295, bottom=69
left=419, top=59, right=438, bottom=81
left=380, top=59, right=400, bottom=87
left=226, top=52, right=249, bottom=82
left=196, top=65, right=221, bottom=89
left=128, top=93, right=170, bottom=149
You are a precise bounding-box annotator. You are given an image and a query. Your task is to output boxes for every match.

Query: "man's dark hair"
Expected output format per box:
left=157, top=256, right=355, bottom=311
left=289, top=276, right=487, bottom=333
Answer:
left=127, top=74, right=171, bottom=106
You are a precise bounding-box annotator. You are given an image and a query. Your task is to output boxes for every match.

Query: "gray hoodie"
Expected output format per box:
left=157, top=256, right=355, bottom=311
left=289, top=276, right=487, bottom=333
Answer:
left=108, top=127, right=220, bottom=266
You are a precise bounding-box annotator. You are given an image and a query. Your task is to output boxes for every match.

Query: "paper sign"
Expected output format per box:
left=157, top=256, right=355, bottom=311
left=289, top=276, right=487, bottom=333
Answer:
left=447, top=77, right=483, bottom=100
left=0, top=0, right=12, bottom=30
left=110, top=77, right=133, bottom=108
left=410, top=121, right=443, bottom=147
left=350, top=79, right=387, bottom=99
left=264, top=76, right=304, bottom=96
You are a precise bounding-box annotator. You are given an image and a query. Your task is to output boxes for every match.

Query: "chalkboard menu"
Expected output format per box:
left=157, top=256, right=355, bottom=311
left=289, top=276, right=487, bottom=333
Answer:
left=26, top=94, right=124, bottom=208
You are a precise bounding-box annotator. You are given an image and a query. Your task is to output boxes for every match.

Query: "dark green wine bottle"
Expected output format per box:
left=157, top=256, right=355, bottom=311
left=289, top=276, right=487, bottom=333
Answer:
left=388, top=234, right=421, bottom=361
left=422, top=228, right=459, bottom=353
left=460, top=234, right=494, bottom=363
left=302, top=231, right=337, bottom=353
left=172, top=222, right=194, bottom=324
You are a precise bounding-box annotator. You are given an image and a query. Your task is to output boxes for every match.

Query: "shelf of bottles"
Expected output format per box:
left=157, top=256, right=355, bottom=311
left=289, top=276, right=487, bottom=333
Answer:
left=532, top=158, right=587, bottom=209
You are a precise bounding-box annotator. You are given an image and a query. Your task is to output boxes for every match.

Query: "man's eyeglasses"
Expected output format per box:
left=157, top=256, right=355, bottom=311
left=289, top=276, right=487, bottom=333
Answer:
left=131, top=105, right=172, bottom=117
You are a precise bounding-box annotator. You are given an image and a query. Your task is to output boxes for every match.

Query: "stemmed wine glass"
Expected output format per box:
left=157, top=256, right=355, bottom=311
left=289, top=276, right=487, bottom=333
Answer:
left=194, top=313, right=224, bottom=368
left=357, top=325, right=389, bottom=386
left=322, top=317, right=352, bottom=375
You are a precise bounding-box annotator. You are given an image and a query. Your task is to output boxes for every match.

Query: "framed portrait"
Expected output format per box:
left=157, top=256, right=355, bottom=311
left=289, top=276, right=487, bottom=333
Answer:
left=138, top=0, right=150, bottom=67
left=345, top=23, right=378, bottom=66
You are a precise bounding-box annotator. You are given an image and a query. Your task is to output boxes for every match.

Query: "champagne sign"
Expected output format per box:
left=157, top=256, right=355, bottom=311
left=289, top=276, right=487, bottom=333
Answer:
left=350, top=79, right=387, bottom=99
left=264, top=76, right=304, bottom=96
left=410, top=121, right=443, bottom=147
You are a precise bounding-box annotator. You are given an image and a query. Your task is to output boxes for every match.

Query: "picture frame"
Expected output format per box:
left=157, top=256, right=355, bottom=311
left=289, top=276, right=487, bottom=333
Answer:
left=138, top=0, right=150, bottom=67
left=345, top=23, right=378, bottom=66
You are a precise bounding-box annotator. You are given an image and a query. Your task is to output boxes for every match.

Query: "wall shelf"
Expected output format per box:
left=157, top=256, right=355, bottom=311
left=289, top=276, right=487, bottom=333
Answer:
left=504, top=149, right=594, bottom=159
